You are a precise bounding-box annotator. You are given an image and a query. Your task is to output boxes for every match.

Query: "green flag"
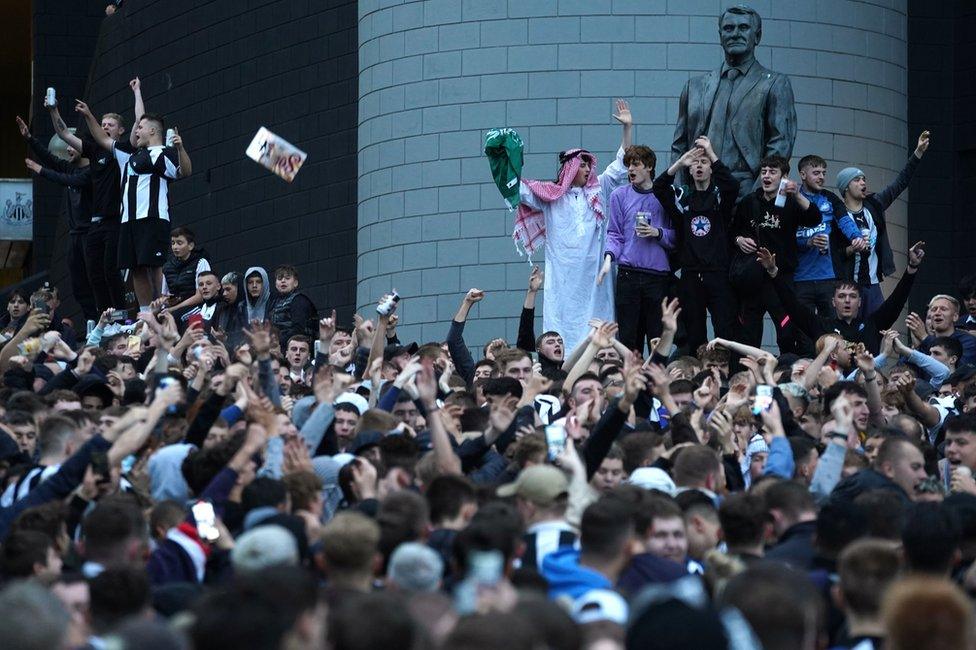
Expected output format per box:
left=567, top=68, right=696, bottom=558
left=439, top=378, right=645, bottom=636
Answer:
left=484, top=128, right=524, bottom=210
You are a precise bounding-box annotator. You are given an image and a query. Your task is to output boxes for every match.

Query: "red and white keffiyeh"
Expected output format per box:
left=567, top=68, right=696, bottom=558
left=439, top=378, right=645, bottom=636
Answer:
left=513, top=149, right=604, bottom=256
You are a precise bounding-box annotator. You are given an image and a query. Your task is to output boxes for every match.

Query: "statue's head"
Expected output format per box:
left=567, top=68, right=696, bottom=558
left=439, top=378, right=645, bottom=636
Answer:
left=718, top=5, right=762, bottom=58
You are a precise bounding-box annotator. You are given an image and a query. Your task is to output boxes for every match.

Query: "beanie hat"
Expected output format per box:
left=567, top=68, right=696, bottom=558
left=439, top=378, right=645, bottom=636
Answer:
left=836, top=167, right=864, bottom=196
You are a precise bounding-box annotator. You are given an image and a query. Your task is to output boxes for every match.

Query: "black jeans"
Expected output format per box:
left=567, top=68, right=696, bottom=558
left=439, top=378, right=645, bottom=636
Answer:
left=678, top=269, right=738, bottom=356
left=84, top=218, right=126, bottom=311
left=795, top=279, right=835, bottom=316
left=67, top=232, right=97, bottom=320
left=794, top=279, right=835, bottom=356
left=615, top=267, right=668, bottom=354
left=738, top=272, right=798, bottom=355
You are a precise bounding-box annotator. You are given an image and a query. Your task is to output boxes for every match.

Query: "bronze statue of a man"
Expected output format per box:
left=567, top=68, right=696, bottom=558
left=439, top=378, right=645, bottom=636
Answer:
left=671, top=5, right=796, bottom=200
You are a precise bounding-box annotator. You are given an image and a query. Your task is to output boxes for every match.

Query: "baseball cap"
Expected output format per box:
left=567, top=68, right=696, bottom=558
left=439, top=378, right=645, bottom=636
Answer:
left=334, top=391, right=368, bottom=415
left=231, top=525, right=299, bottom=573
left=496, top=465, right=569, bottom=505
left=383, top=342, right=418, bottom=362
left=349, top=430, right=384, bottom=455
left=572, top=588, right=628, bottom=625
left=628, top=467, right=677, bottom=496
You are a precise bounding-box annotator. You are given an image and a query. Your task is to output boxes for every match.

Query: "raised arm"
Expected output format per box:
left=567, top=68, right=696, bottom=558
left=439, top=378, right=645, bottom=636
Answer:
left=854, top=351, right=884, bottom=429
left=16, top=116, right=71, bottom=172
left=894, top=373, right=942, bottom=430
left=75, top=100, right=114, bottom=152
left=800, top=336, right=838, bottom=391
left=47, top=104, right=83, bottom=152
left=565, top=322, right=618, bottom=389
left=655, top=297, right=680, bottom=361
left=0, top=311, right=51, bottom=374
left=517, top=267, right=542, bottom=352
left=28, top=160, right=92, bottom=188
left=447, top=289, right=482, bottom=383
left=756, top=247, right=824, bottom=339
left=417, top=363, right=461, bottom=475
left=614, top=98, right=633, bottom=151
left=129, top=77, right=144, bottom=148
left=171, top=128, right=192, bottom=178
left=871, top=242, right=923, bottom=330
left=707, top=337, right=776, bottom=365
left=874, top=131, right=928, bottom=210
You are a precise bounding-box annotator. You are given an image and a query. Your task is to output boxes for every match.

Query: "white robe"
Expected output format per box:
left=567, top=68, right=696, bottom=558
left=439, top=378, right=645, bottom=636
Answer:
left=519, top=148, right=628, bottom=351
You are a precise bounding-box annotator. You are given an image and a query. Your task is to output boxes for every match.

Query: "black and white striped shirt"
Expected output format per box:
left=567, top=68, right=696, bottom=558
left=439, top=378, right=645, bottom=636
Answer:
left=113, top=144, right=180, bottom=223
left=520, top=520, right=578, bottom=572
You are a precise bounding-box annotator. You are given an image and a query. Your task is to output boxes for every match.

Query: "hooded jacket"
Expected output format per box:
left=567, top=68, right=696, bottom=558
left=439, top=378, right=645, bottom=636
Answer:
left=239, top=267, right=271, bottom=324
left=542, top=546, right=613, bottom=601
left=616, top=552, right=687, bottom=597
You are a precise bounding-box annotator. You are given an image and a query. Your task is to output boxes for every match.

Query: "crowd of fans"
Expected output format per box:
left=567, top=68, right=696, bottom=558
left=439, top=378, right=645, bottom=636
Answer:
left=1, top=236, right=975, bottom=649
left=4, top=42, right=976, bottom=650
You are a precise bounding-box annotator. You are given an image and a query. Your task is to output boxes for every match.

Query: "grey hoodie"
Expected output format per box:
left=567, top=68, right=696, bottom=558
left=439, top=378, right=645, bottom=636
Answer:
left=243, top=266, right=271, bottom=323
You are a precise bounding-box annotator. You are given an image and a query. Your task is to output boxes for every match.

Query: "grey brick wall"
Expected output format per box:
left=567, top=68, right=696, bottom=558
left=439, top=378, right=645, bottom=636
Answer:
left=358, top=0, right=909, bottom=349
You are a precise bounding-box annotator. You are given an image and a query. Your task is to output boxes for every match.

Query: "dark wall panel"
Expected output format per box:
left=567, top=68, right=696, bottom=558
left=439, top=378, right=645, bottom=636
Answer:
left=38, top=0, right=358, bottom=319
left=30, top=0, right=105, bottom=285
left=907, top=0, right=976, bottom=310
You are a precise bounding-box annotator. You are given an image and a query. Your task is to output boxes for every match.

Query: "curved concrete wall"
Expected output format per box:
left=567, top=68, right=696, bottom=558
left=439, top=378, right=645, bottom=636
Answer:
left=357, top=0, right=908, bottom=346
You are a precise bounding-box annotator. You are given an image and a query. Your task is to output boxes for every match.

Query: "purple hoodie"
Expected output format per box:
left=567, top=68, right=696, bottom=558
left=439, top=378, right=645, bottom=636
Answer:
left=605, top=184, right=675, bottom=272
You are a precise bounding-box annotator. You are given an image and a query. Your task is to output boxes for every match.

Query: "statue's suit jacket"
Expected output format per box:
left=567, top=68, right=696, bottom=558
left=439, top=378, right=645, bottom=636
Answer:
left=671, top=59, right=796, bottom=198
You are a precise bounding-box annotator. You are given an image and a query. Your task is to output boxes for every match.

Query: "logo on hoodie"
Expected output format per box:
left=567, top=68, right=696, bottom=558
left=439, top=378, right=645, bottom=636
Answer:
left=690, top=215, right=711, bottom=237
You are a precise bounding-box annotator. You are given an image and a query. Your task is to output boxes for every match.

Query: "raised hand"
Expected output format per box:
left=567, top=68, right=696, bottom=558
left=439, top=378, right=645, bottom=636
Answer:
left=75, top=347, right=96, bottom=375
left=329, top=342, right=354, bottom=367
left=756, top=247, right=776, bottom=272
left=905, top=312, right=928, bottom=342
left=759, top=399, right=786, bottom=439
left=312, top=365, right=334, bottom=405
left=74, top=99, right=93, bottom=117
left=319, top=309, right=337, bottom=343
left=22, top=310, right=51, bottom=336
left=464, top=288, right=485, bottom=304
left=693, top=375, right=718, bottom=409
left=855, top=350, right=875, bottom=374
left=693, top=136, right=714, bottom=157
left=612, top=98, right=632, bottom=126
left=129, top=77, right=141, bottom=92
left=244, top=320, right=272, bottom=359
left=660, top=297, right=680, bottom=333
left=414, top=361, right=439, bottom=406
left=590, top=321, right=618, bottom=349
left=915, top=130, right=930, bottom=157
left=893, top=372, right=916, bottom=395
left=484, top=338, right=508, bottom=360
left=393, top=356, right=424, bottom=389
left=622, top=363, right=648, bottom=404
left=528, top=266, right=544, bottom=292
left=679, top=147, right=704, bottom=167
left=644, top=363, right=670, bottom=394
left=907, top=241, right=926, bottom=268
left=15, top=116, right=30, bottom=138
